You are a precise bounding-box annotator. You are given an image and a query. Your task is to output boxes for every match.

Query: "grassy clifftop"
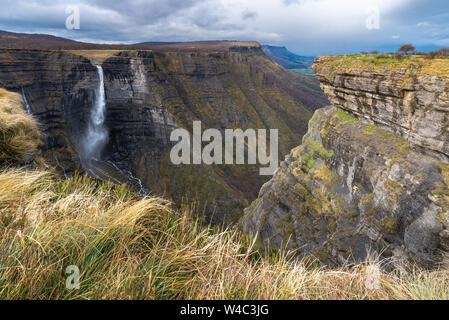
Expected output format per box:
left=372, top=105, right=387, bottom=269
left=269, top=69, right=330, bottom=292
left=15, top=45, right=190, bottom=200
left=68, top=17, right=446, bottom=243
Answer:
left=314, top=54, right=449, bottom=77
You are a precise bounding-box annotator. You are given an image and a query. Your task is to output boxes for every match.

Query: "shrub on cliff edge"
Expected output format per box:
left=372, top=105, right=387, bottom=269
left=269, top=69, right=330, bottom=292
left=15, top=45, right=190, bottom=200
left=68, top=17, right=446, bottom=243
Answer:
left=398, top=44, right=416, bottom=55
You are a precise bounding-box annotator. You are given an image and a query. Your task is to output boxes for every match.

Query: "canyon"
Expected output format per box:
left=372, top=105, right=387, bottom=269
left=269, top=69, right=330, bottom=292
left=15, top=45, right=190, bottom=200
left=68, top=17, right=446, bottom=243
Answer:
left=4, top=32, right=448, bottom=269
left=0, top=41, right=327, bottom=224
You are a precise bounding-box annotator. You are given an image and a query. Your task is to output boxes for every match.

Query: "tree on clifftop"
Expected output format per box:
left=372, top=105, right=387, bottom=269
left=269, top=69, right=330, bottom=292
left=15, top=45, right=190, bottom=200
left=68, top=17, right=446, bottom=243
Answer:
left=398, top=44, right=415, bottom=55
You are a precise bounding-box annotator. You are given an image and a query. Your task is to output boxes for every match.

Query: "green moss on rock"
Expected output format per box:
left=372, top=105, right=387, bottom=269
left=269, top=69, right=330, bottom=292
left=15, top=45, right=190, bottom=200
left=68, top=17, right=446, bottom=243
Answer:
left=361, top=193, right=375, bottom=206
left=382, top=217, right=397, bottom=234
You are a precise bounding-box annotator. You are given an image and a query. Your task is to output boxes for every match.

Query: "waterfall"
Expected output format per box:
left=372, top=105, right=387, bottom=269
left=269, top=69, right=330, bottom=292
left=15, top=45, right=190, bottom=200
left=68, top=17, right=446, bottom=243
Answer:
left=21, top=87, right=32, bottom=114
left=81, top=65, right=108, bottom=163
left=79, top=65, right=148, bottom=196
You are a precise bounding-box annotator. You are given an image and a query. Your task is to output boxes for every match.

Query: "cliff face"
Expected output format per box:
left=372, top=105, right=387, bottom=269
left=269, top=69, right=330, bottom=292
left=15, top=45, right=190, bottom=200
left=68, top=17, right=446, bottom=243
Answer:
left=243, top=55, right=449, bottom=268
left=0, top=44, right=327, bottom=224
left=0, top=49, right=98, bottom=174
left=313, top=55, right=449, bottom=160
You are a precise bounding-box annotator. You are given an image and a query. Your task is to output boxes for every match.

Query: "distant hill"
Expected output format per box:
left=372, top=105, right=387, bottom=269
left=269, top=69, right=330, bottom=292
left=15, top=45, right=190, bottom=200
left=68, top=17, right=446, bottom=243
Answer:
left=0, top=30, right=97, bottom=49
left=0, top=30, right=262, bottom=51
left=262, top=45, right=315, bottom=75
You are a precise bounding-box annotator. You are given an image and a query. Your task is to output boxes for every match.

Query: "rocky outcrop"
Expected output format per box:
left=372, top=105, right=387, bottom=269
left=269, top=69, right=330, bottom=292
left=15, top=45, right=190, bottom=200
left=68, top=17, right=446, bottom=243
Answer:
left=0, top=44, right=327, bottom=224
left=243, top=55, right=449, bottom=268
left=313, top=55, right=449, bottom=160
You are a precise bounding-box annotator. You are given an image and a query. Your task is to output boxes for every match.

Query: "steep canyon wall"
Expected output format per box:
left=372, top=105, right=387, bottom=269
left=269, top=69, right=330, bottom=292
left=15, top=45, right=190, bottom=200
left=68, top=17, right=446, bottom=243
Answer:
left=243, top=55, right=449, bottom=268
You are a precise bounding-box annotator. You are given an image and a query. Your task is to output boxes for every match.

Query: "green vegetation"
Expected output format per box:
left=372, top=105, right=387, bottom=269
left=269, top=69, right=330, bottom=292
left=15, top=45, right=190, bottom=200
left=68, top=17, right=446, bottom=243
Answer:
left=382, top=217, right=397, bottom=235
left=0, top=88, right=41, bottom=165
left=312, top=162, right=339, bottom=187
left=385, top=179, right=402, bottom=194
left=319, top=109, right=411, bottom=166
left=336, top=109, right=361, bottom=124
left=361, top=193, right=375, bottom=206
left=384, top=179, right=402, bottom=205
left=292, top=137, right=334, bottom=172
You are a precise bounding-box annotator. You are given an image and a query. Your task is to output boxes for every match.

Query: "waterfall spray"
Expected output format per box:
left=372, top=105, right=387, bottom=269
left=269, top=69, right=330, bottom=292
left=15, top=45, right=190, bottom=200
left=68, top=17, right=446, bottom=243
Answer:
left=81, top=65, right=108, bottom=163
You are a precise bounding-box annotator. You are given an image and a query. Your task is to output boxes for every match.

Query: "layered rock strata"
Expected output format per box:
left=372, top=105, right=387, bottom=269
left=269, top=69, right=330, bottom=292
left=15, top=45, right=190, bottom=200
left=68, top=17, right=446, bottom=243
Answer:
left=243, top=55, right=449, bottom=267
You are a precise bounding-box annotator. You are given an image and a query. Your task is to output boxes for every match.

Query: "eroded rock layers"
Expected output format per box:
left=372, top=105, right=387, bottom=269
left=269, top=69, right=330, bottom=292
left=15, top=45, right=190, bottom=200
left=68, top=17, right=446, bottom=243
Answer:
left=243, top=56, right=449, bottom=268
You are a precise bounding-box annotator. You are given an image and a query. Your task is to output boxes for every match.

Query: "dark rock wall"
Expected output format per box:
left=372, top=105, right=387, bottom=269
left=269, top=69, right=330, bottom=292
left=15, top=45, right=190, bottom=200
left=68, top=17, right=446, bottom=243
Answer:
left=0, top=49, right=98, bottom=172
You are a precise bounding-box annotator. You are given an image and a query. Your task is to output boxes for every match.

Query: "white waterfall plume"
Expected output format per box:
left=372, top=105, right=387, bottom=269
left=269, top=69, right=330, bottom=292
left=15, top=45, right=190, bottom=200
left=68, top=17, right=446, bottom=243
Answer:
left=81, top=65, right=108, bottom=162
left=21, top=87, right=32, bottom=114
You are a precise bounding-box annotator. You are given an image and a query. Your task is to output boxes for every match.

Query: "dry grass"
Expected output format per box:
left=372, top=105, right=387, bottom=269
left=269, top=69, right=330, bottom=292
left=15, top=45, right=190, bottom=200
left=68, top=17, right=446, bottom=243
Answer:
left=0, top=88, right=41, bottom=164
left=65, top=50, right=129, bottom=60
left=0, top=168, right=448, bottom=300
left=315, top=54, right=449, bottom=77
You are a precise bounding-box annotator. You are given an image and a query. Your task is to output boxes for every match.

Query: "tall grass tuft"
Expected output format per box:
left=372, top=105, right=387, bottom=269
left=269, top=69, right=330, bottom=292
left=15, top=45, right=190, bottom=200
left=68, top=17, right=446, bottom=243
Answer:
left=0, top=168, right=448, bottom=300
left=0, top=88, right=41, bottom=165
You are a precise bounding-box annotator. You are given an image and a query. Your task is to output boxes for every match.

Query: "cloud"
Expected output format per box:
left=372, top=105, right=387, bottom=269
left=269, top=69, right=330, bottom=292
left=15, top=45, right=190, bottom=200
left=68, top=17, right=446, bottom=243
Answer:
left=282, top=0, right=300, bottom=5
left=242, top=10, right=258, bottom=20
left=0, top=0, right=448, bottom=55
left=417, top=21, right=431, bottom=27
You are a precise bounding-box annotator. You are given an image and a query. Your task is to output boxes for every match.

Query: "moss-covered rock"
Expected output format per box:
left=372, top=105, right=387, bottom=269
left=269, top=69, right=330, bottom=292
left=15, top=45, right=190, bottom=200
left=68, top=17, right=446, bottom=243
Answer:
left=242, top=106, right=449, bottom=268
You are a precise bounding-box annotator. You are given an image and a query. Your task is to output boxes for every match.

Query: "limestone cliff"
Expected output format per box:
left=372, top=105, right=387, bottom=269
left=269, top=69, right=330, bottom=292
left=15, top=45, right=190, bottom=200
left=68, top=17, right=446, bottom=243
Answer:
left=313, top=55, right=449, bottom=160
left=0, top=43, right=327, bottom=224
left=243, top=55, right=449, bottom=268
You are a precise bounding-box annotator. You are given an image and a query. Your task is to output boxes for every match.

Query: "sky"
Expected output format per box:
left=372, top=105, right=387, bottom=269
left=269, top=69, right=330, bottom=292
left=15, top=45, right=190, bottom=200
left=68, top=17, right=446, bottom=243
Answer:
left=0, top=0, right=448, bottom=56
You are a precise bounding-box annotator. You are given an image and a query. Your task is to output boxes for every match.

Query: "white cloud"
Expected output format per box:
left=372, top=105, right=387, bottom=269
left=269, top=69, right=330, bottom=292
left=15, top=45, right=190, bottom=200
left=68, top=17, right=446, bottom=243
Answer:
left=417, top=21, right=430, bottom=27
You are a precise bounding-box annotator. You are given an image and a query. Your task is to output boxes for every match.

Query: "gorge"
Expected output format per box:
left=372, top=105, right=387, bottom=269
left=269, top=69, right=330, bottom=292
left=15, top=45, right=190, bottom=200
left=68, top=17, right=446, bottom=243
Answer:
left=0, top=41, right=328, bottom=225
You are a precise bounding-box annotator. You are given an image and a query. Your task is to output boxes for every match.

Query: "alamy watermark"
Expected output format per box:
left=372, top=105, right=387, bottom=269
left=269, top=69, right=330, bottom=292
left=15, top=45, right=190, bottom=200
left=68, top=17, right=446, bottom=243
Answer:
left=170, top=121, right=279, bottom=175
left=365, top=6, right=380, bottom=30
left=365, top=265, right=380, bottom=290
left=65, top=5, right=80, bottom=30
left=65, top=265, right=80, bottom=290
